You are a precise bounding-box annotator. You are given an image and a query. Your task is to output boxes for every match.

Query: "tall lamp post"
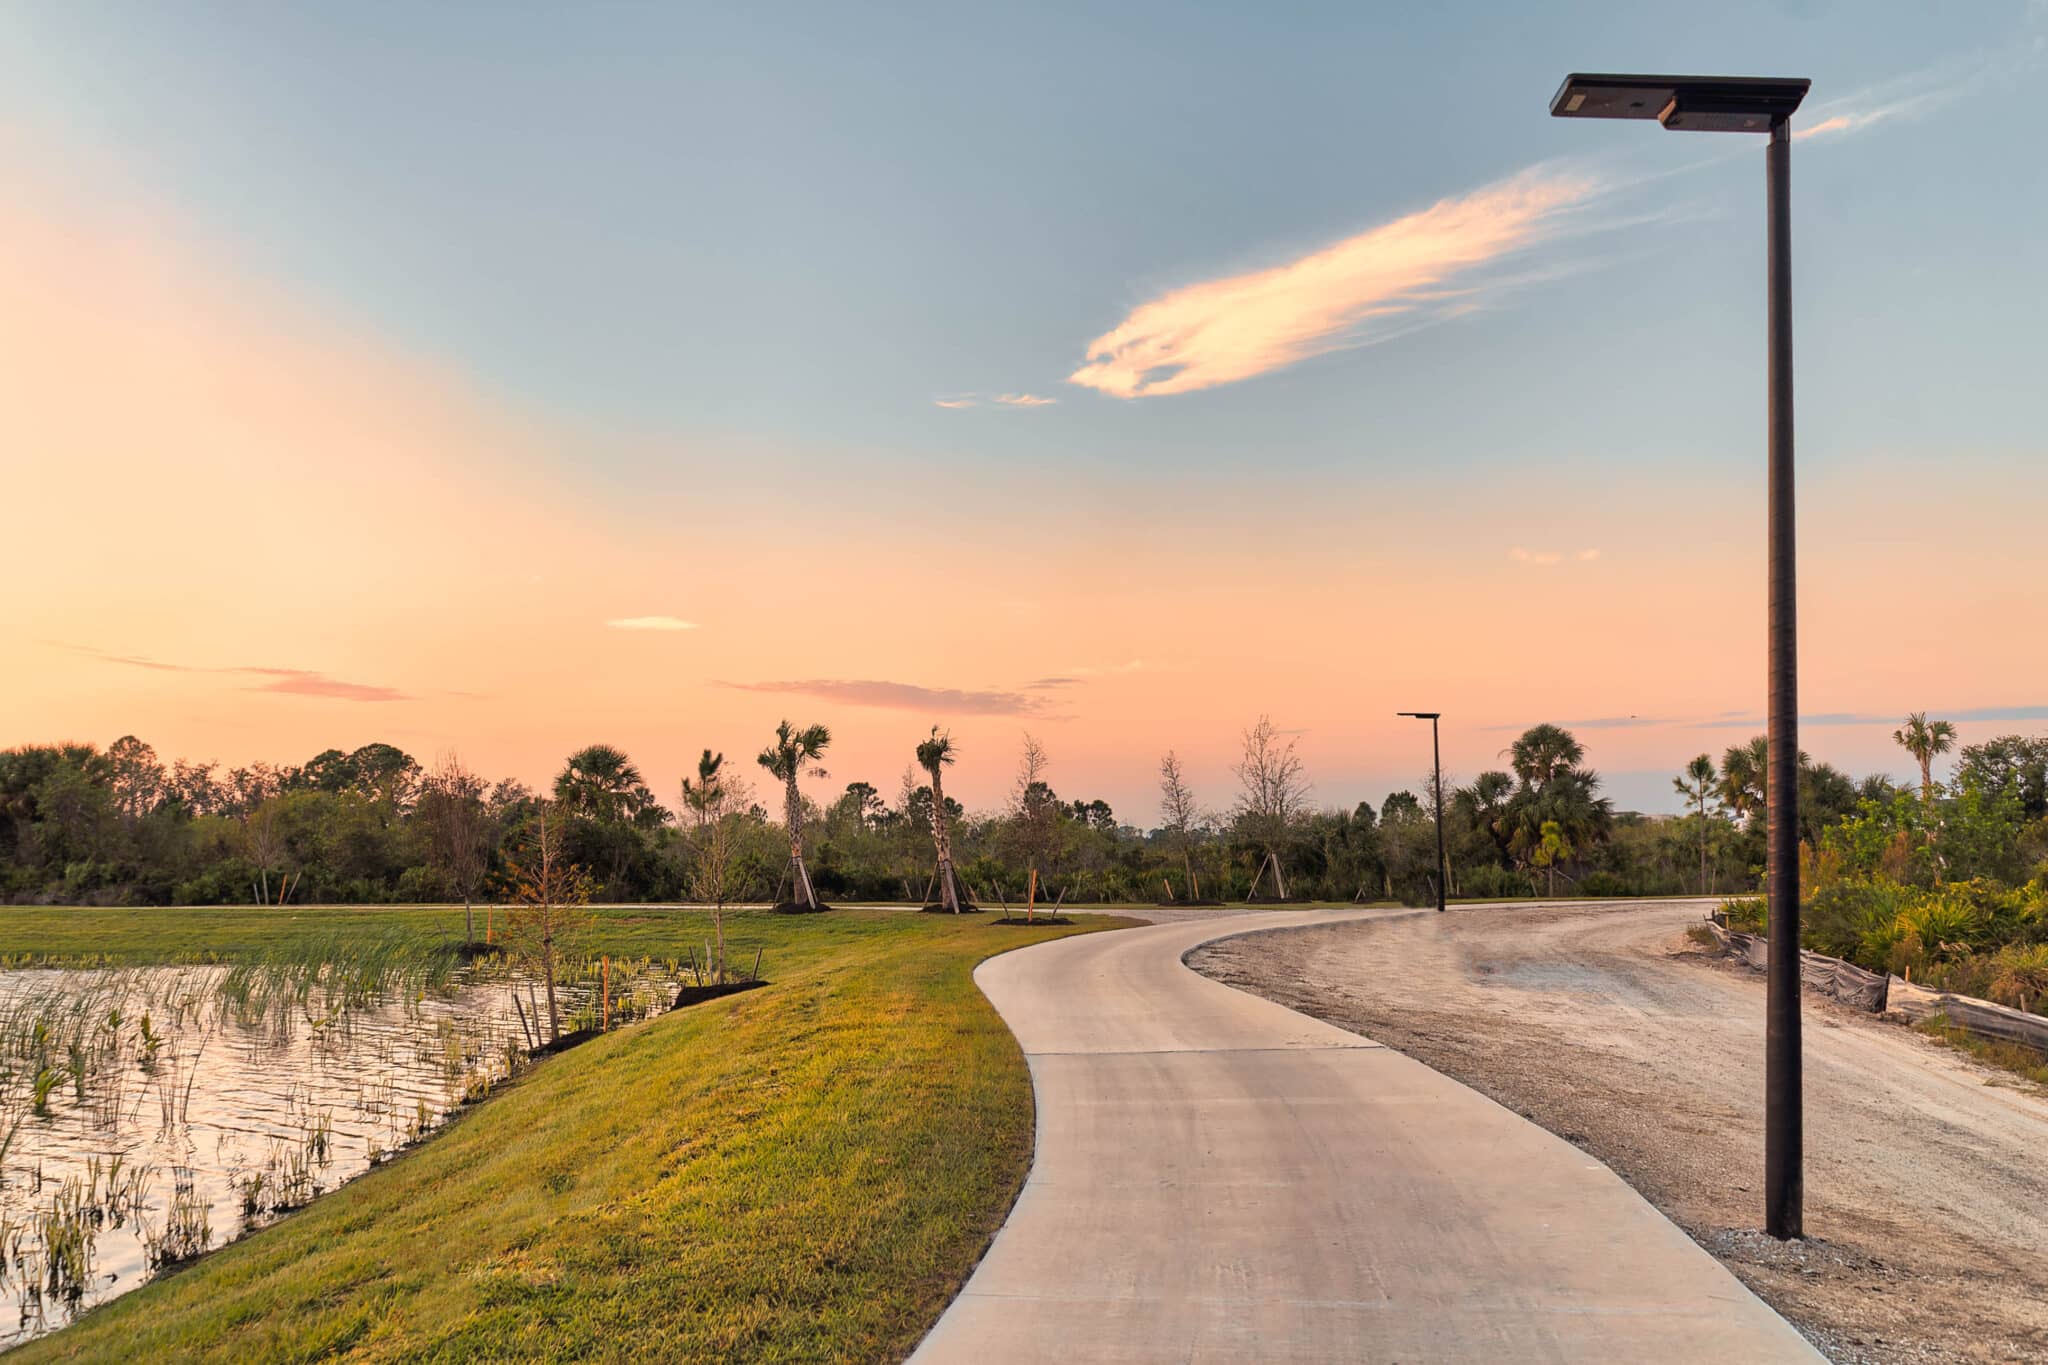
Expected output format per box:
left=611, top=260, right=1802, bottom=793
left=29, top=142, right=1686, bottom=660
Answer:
left=1549, top=73, right=1811, bottom=1240
left=1397, top=712, right=1447, bottom=914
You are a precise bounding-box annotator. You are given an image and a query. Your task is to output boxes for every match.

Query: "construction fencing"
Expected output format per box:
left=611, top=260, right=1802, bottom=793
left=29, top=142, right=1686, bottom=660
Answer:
left=1703, top=920, right=2048, bottom=1053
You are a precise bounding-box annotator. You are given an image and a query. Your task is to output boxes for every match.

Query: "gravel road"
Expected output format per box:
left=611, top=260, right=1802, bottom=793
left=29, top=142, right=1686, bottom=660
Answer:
left=1187, top=900, right=2048, bottom=1365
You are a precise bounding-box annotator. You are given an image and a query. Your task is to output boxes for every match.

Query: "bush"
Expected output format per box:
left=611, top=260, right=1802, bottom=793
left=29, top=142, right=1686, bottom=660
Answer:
left=1803, top=877, right=1911, bottom=968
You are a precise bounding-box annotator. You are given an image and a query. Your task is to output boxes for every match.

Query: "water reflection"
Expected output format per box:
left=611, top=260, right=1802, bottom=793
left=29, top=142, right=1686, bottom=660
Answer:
left=0, top=958, right=679, bottom=1345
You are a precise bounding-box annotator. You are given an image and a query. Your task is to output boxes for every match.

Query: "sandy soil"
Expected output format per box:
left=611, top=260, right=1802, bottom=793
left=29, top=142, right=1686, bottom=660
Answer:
left=1187, top=900, right=2048, bottom=1365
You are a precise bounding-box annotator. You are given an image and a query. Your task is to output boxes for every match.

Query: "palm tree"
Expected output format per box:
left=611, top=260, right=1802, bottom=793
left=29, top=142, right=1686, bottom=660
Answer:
left=554, top=745, right=657, bottom=825
left=1673, top=754, right=1718, bottom=894
left=1717, top=736, right=1768, bottom=828
left=1893, top=712, right=1957, bottom=807
left=758, top=721, right=831, bottom=910
left=1458, top=770, right=1516, bottom=858
left=554, top=744, right=661, bottom=896
left=916, top=726, right=962, bottom=912
left=680, top=749, right=725, bottom=829
left=1505, top=723, right=1585, bottom=793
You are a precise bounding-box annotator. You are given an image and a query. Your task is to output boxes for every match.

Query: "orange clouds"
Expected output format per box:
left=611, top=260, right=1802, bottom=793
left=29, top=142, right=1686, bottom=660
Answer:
left=1068, top=168, right=1598, bottom=398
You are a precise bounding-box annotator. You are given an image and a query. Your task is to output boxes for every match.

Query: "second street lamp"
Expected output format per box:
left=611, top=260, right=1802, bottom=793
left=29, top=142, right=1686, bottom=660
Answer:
left=1549, top=71, right=1812, bottom=1241
left=1397, top=712, right=1447, bottom=914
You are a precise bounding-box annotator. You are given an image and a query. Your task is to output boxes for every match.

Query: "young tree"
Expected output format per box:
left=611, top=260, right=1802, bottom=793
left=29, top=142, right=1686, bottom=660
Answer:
left=916, top=727, right=964, bottom=912
left=499, top=802, right=594, bottom=1043
left=1893, top=712, right=1958, bottom=807
left=1157, top=750, right=1204, bottom=901
left=1673, top=753, right=1719, bottom=895
left=680, top=749, right=724, bottom=829
left=683, top=764, right=751, bottom=983
left=757, top=720, right=832, bottom=910
left=419, top=752, right=492, bottom=943
left=1010, top=733, right=1059, bottom=902
left=1232, top=716, right=1310, bottom=900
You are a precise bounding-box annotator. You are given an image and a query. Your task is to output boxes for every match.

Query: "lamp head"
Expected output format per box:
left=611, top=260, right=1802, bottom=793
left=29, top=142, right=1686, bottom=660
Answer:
left=1550, top=73, right=1810, bottom=133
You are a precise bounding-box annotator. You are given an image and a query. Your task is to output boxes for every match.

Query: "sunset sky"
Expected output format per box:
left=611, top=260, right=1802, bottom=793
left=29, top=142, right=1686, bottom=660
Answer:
left=5, top=3, right=2046, bottom=820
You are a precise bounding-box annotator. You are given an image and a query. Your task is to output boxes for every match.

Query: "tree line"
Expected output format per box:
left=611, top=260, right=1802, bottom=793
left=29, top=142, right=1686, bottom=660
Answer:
left=4, top=714, right=2044, bottom=910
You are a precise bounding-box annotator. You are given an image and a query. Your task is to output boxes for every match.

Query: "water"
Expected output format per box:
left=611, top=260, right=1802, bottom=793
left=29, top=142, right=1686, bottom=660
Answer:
left=0, top=957, right=680, bottom=1346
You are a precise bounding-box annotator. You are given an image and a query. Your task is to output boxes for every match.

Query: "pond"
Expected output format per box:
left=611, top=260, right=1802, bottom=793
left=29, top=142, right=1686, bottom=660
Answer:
left=0, top=952, right=685, bottom=1347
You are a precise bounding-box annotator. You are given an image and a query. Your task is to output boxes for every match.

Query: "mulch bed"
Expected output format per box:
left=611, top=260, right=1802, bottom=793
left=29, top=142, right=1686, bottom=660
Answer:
left=672, top=979, right=769, bottom=1008
left=770, top=901, right=833, bottom=915
left=919, top=903, right=981, bottom=914
left=988, top=916, right=1075, bottom=927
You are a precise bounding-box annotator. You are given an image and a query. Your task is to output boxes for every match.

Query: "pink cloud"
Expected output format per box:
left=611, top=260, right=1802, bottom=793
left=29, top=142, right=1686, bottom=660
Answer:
left=1068, top=168, right=1598, bottom=398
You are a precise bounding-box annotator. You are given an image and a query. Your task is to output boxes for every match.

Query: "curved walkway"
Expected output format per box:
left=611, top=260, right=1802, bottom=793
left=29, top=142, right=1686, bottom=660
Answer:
left=910, top=907, right=1821, bottom=1363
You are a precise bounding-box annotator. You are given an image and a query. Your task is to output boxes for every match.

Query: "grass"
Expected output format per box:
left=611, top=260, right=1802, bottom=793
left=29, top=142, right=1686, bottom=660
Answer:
left=1916, top=1013, right=2048, bottom=1088
left=3, top=908, right=1132, bottom=1362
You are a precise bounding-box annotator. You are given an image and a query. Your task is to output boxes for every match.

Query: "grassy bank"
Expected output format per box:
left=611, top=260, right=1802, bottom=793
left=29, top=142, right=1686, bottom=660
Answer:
left=9, top=909, right=1127, bottom=1362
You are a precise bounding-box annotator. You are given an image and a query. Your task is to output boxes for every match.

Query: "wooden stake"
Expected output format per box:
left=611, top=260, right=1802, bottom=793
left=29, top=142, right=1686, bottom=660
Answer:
left=752, top=946, right=764, bottom=981
left=1027, top=867, right=1038, bottom=925
left=602, top=955, right=610, bottom=1032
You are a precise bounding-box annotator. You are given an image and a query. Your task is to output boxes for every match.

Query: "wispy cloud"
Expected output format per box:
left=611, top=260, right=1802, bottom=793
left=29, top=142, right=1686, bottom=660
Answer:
left=56, top=643, right=410, bottom=702
left=1510, top=547, right=1600, bottom=567
left=1484, top=714, right=1664, bottom=731
left=1701, top=704, right=2048, bottom=729
left=1794, top=48, right=2033, bottom=142
left=1027, top=676, right=1083, bottom=690
left=1067, top=167, right=1599, bottom=398
left=934, top=392, right=1057, bottom=409
left=606, top=616, right=698, bottom=632
left=720, top=678, right=1052, bottom=716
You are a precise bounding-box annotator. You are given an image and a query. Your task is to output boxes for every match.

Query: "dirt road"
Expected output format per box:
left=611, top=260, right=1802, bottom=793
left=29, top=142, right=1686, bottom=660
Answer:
left=1188, top=900, right=2048, bottom=1365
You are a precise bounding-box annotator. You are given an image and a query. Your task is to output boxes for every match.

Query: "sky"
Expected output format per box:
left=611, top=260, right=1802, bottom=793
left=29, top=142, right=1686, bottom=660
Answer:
left=4, top=2, right=2046, bottom=821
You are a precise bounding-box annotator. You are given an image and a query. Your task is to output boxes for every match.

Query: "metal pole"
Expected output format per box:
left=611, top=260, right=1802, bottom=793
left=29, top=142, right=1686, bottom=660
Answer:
left=1763, top=117, right=1802, bottom=1241
left=1431, top=718, right=1448, bottom=912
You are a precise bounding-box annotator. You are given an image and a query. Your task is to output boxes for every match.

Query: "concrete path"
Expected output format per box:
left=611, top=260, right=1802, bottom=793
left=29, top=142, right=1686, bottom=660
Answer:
left=909, top=907, right=1822, bottom=1364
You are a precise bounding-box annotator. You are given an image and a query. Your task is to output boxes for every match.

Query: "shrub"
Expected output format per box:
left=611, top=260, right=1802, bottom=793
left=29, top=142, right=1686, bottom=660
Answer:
left=1721, top=895, right=1767, bottom=933
left=1802, top=877, right=1910, bottom=968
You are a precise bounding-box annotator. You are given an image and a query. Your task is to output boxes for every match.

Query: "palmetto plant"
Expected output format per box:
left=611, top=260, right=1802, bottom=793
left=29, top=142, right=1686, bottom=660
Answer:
left=916, top=727, right=962, bottom=912
left=1893, top=712, right=1957, bottom=807
left=758, top=721, right=831, bottom=909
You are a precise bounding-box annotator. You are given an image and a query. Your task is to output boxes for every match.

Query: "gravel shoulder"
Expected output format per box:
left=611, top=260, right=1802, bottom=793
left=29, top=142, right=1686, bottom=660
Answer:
left=1188, top=899, right=2048, bottom=1365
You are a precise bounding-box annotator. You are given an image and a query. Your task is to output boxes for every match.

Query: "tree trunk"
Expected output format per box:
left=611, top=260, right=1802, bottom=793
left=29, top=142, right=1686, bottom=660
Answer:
left=931, top=770, right=959, bottom=912
left=714, top=901, right=726, bottom=984
left=465, top=895, right=474, bottom=945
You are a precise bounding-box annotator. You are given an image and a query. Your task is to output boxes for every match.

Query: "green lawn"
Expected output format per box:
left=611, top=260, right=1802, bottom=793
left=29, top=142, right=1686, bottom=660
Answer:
left=4, top=907, right=1131, bottom=1362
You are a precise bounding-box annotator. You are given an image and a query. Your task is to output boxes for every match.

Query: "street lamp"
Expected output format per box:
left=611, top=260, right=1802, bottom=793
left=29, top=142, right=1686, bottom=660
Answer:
left=1550, top=72, right=1811, bottom=1241
left=1397, top=713, right=1447, bottom=914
